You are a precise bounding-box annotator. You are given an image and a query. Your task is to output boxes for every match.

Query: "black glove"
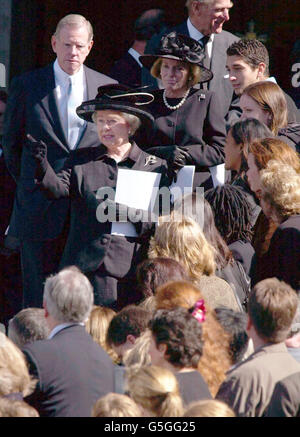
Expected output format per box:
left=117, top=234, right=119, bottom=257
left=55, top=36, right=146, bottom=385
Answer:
left=146, top=145, right=177, bottom=161
left=26, top=134, right=49, bottom=179
left=146, top=146, right=191, bottom=182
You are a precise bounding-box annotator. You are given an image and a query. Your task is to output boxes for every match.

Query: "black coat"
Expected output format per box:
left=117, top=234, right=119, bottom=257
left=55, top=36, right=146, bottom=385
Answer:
left=142, top=21, right=241, bottom=126
left=139, top=88, right=227, bottom=189
left=253, top=214, right=300, bottom=292
left=39, top=143, right=169, bottom=298
left=2, top=63, right=117, bottom=241
left=109, top=51, right=142, bottom=88
left=23, top=324, right=115, bottom=417
left=278, top=123, right=300, bottom=153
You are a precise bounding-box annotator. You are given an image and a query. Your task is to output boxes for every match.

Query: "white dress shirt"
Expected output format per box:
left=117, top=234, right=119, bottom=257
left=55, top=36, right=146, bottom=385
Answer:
left=187, top=18, right=214, bottom=59
left=128, top=47, right=143, bottom=68
left=53, top=59, right=87, bottom=148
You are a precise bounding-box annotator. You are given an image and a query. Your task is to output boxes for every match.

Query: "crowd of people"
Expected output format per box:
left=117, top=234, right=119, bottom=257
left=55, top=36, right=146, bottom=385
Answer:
left=0, top=0, right=299, bottom=418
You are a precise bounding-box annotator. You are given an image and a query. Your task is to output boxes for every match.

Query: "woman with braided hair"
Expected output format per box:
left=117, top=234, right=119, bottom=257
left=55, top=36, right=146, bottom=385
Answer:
left=204, top=184, right=255, bottom=283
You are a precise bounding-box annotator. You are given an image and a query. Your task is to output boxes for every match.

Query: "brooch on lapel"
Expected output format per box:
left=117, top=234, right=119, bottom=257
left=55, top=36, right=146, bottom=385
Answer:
left=144, top=155, right=157, bottom=166
left=198, top=93, right=206, bottom=101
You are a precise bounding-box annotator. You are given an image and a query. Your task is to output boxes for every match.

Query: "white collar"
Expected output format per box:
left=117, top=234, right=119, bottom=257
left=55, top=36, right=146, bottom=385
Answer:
left=265, top=76, right=277, bottom=84
left=48, top=322, right=84, bottom=339
left=128, top=47, right=143, bottom=67
left=187, top=18, right=215, bottom=44
left=53, top=59, right=84, bottom=85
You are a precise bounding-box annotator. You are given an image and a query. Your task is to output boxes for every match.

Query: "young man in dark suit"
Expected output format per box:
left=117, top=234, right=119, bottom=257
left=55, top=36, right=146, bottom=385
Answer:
left=2, top=14, right=117, bottom=308
left=22, top=267, right=115, bottom=417
left=142, top=0, right=240, bottom=126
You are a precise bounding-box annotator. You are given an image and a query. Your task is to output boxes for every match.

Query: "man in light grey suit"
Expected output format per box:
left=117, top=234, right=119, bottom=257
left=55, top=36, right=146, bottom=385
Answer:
left=2, top=14, right=117, bottom=308
left=142, top=0, right=240, bottom=126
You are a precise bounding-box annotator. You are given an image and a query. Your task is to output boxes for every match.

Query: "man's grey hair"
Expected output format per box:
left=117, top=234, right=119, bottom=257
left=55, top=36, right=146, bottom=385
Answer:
left=43, top=266, right=94, bottom=323
left=54, top=14, right=94, bottom=42
left=8, top=308, right=50, bottom=349
left=186, top=0, right=215, bottom=11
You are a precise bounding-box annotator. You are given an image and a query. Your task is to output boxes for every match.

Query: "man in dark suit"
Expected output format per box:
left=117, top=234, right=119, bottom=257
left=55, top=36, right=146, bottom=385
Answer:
left=23, top=266, right=115, bottom=417
left=142, top=0, right=240, bottom=126
left=2, top=14, right=117, bottom=308
left=109, top=8, right=166, bottom=88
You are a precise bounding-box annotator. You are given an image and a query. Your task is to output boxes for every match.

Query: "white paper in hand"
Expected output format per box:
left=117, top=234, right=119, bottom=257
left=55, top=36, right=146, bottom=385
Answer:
left=169, top=166, right=195, bottom=203
left=209, top=163, right=225, bottom=187
left=111, top=169, right=161, bottom=237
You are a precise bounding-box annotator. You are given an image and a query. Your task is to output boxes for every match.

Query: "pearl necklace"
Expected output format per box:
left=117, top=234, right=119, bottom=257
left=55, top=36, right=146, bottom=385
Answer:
left=163, top=88, right=190, bottom=110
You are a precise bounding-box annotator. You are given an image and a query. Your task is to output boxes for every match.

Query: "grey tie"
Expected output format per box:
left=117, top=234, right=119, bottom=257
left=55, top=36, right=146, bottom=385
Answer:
left=67, top=77, right=85, bottom=149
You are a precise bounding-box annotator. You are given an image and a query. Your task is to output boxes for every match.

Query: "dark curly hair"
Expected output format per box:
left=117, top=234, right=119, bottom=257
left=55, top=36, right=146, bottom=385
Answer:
left=149, top=307, right=203, bottom=369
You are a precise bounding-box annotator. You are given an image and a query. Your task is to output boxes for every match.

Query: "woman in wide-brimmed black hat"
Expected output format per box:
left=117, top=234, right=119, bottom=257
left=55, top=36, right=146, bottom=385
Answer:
left=139, top=31, right=227, bottom=190
left=27, top=84, right=170, bottom=309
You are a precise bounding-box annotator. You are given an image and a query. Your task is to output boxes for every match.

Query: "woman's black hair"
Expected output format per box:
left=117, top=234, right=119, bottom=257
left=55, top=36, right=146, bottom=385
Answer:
left=204, top=184, right=253, bottom=245
left=229, top=118, right=273, bottom=177
left=149, top=307, right=203, bottom=369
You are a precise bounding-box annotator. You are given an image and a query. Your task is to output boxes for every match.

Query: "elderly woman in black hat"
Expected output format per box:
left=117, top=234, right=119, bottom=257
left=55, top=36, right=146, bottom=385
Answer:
left=27, top=85, right=169, bottom=309
left=139, top=31, right=227, bottom=190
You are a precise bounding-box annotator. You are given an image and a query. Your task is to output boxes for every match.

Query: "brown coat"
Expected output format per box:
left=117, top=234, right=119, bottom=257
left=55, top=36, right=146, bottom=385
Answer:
left=216, top=342, right=300, bottom=417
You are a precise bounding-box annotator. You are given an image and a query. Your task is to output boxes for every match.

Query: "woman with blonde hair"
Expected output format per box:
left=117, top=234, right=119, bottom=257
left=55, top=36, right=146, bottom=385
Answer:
left=126, top=365, right=183, bottom=417
left=148, top=216, right=241, bottom=311
left=257, top=161, right=300, bottom=291
left=149, top=216, right=215, bottom=280
left=0, top=398, right=39, bottom=417
left=0, top=332, right=36, bottom=399
left=123, top=329, right=152, bottom=370
left=183, top=399, right=235, bottom=417
left=155, top=281, right=232, bottom=397
left=85, top=305, right=119, bottom=363
left=91, top=393, right=141, bottom=417
left=240, top=81, right=300, bottom=150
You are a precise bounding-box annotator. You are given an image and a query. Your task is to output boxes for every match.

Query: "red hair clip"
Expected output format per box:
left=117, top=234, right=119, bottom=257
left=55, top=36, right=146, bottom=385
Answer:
left=191, top=299, right=206, bottom=323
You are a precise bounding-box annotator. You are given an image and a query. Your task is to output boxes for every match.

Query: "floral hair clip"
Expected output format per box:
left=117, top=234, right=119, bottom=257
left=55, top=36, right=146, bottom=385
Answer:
left=191, top=299, right=206, bottom=324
